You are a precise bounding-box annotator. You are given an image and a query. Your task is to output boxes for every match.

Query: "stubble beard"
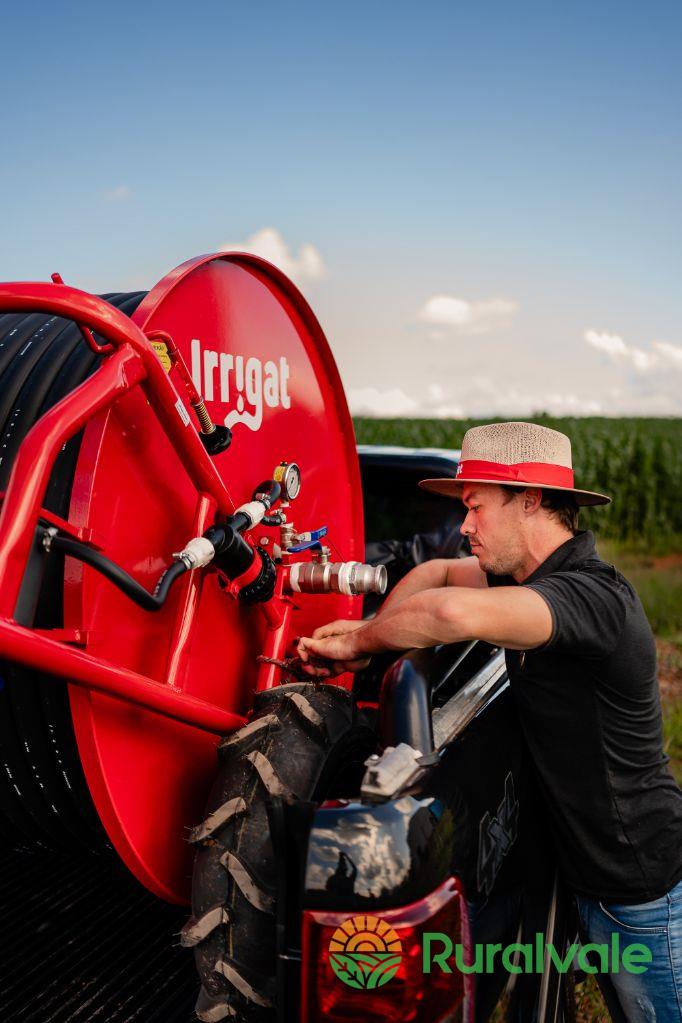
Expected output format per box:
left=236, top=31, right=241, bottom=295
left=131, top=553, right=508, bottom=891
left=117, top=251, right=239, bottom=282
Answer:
left=474, top=539, right=524, bottom=578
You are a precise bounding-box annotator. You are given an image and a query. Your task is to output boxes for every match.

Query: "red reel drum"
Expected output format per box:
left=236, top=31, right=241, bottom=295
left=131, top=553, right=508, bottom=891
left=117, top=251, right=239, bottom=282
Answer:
left=64, top=253, right=364, bottom=901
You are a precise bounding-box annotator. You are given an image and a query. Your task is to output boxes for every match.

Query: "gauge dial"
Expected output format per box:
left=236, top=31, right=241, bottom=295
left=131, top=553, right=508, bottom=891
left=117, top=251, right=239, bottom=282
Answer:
left=274, top=461, right=301, bottom=501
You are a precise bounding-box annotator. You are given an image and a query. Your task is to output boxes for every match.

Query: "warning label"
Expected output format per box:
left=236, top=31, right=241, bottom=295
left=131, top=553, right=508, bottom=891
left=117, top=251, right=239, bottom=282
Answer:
left=151, top=340, right=172, bottom=373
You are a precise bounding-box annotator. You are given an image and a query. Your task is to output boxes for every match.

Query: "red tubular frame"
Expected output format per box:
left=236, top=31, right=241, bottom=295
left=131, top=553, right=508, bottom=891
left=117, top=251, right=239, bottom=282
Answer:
left=0, top=618, right=244, bottom=734
left=0, top=280, right=256, bottom=734
left=0, top=346, right=145, bottom=615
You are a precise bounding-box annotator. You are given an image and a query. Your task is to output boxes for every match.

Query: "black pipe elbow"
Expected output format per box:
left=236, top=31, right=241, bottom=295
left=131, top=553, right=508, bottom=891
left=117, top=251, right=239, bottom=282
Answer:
left=378, top=650, right=435, bottom=755
left=204, top=524, right=254, bottom=579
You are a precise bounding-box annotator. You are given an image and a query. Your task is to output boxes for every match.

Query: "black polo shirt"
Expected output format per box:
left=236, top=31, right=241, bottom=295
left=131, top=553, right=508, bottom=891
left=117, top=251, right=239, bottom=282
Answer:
left=487, top=530, right=682, bottom=903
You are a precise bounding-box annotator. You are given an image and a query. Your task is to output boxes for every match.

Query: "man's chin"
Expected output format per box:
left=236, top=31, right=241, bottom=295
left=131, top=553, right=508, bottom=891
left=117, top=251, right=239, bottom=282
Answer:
left=472, top=550, right=489, bottom=571
left=475, top=551, right=503, bottom=575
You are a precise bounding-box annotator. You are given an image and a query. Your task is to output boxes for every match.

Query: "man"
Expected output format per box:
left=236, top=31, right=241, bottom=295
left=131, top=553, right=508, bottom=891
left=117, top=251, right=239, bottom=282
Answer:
left=298, top=421, right=682, bottom=1022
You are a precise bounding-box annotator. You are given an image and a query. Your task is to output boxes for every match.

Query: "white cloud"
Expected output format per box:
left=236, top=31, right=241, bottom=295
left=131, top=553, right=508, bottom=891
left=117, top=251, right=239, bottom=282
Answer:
left=652, top=339, right=682, bottom=368
left=418, top=294, right=518, bottom=334
left=433, top=403, right=466, bottom=418
left=585, top=329, right=682, bottom=375
left=630, top=348, right=655, bottom=371
left=102, top=185, right=132, bottom=201
left=347, top=376, right=604, bottom=419
left=348, top=386, right=418, bottom=417
left=220, top=227, right=326, bottom=283
left=584, top=330, right=628, bottom=357
left=454, top=383, right=602, bottom=417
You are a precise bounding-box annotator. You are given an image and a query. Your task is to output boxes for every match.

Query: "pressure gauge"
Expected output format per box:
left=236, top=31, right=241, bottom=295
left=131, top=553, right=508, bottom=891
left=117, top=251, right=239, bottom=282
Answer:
left=274, top=461, right=301, bottom=501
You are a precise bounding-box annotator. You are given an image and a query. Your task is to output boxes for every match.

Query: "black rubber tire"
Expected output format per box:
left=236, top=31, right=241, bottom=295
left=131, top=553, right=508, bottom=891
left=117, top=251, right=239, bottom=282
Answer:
left=187, top=682, right=377, bottom=1023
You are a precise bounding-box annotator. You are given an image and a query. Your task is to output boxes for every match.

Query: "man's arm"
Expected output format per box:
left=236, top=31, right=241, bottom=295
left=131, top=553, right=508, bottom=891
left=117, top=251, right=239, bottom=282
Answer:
left=297, top=584, right=552, bottom=671
left=379, top=554, right=487, bottom=614
left=296, top=555, right=488, bottom=674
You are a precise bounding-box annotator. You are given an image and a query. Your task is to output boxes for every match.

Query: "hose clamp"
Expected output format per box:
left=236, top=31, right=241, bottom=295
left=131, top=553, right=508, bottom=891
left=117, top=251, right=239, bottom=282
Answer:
left=173, top=536, right=216, bottom=570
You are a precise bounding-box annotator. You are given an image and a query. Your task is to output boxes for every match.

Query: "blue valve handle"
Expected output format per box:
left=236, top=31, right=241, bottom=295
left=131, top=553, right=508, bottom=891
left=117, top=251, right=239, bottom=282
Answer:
left=287, top=526, right=328, bottom=553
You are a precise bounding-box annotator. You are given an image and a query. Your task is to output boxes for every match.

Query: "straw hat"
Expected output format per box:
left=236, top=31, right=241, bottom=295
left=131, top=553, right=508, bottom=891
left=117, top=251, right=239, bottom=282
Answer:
left=419, top=422, right=610, bottom=506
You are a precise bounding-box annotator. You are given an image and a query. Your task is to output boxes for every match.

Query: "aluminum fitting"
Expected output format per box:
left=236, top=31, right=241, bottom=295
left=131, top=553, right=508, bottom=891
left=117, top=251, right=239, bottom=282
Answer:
left=288, top=561, right=387, bottom=596
left=173, top=537, right=216, bottom=570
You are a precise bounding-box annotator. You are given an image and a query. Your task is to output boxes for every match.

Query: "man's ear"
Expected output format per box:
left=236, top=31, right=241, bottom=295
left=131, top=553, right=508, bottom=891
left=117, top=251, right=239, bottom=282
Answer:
left=523, top=487, right=543, bottom=514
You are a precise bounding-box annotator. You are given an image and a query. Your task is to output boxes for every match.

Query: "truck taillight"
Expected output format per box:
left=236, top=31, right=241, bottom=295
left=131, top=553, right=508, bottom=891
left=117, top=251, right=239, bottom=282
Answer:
left=301, top=877, right=471, bottom=1023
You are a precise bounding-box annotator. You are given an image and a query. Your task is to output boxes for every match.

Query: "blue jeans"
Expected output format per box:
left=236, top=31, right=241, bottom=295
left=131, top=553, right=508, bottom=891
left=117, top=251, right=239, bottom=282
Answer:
left=574, top=878, right=682, bottom=1022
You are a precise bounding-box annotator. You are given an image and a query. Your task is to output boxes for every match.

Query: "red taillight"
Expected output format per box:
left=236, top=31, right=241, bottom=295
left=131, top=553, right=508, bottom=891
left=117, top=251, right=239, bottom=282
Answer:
left=301, top=877, right=471, bottom=1023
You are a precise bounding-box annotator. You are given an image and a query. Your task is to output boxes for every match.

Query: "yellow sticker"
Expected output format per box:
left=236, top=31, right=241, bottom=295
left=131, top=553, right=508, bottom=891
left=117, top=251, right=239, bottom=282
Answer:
left=274, top=464, right=286, bottom=482
left=151, top=340, right=171, bottom=373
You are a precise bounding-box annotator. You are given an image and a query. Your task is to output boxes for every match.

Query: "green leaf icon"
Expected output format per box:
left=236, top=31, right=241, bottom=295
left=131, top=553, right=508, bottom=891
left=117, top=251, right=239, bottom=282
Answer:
left=329, top=953, right=366, bottom=989
left=330, top=951, right=401, bottom=989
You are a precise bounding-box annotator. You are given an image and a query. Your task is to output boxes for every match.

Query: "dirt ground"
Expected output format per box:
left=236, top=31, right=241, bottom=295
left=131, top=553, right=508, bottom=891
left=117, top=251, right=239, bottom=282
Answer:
left=658, top=637, right=682, bottom=701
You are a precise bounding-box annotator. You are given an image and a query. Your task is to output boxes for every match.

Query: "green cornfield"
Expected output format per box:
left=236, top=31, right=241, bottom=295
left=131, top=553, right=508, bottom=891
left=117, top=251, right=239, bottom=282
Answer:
left=353, top=417, right=682, bottom=553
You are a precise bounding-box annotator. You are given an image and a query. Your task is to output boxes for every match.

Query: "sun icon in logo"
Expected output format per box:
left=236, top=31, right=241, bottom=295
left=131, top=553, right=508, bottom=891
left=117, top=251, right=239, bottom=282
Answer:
left=328, top=915, right=403, bottom=990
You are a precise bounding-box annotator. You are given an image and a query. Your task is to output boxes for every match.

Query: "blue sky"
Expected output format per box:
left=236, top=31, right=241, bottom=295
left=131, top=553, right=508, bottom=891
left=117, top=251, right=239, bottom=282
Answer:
left=2, top=1, right=680, bottom=415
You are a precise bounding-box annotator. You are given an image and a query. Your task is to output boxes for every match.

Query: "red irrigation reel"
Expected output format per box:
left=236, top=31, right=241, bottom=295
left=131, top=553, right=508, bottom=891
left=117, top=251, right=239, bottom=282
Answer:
left=0, top=252, right=383, bottom=904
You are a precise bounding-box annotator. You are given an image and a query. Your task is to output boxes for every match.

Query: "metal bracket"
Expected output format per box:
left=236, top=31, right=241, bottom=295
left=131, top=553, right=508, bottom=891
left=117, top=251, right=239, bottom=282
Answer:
left=360, top=742, right=425, bottom=802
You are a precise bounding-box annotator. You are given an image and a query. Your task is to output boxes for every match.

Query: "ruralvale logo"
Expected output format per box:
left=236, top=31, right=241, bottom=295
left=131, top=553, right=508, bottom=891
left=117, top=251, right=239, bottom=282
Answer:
left=328, top=915, right=403, bottom=990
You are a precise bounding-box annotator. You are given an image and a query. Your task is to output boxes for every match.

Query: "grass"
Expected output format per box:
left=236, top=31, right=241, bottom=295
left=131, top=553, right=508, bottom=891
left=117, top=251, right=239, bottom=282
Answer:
left=574, top=976, right=614, bottom=1023
left=490, top=976, right=612, bottom=1022
left=599, top=540, right=682, bottom=638
left=599, top=540, right=682, bottom=785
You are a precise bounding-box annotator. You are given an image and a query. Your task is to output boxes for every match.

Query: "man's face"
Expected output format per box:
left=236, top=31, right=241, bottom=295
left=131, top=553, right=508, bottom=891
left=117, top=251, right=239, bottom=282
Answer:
left=460, top=483, right=528, bottom=576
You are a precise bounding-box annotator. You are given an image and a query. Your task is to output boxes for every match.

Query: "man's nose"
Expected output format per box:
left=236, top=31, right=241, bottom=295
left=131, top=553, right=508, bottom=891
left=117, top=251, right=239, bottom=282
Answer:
left=460, top=510, right=475, bottom=535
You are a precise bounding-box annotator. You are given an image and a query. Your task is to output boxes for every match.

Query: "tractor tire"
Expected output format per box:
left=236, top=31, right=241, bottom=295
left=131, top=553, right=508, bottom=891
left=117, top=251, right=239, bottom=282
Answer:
left=186, top=681, right=377, bottom=1023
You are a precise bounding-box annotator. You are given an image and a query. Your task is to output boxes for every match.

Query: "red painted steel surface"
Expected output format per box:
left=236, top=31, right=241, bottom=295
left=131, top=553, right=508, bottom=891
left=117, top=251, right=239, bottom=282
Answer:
left=56, top=254, right=365, bottom=901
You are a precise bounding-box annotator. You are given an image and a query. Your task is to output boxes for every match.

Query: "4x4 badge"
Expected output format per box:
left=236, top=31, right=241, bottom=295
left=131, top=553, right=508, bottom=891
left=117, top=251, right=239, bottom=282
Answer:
left=477, top=772, right=519, bottom=897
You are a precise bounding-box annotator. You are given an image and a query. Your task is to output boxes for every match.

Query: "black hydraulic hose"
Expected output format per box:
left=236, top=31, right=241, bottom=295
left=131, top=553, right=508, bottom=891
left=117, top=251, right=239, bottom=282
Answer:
left=47, top=533, right=188, bottom=611
left=252, top=478, right=281, bottom=507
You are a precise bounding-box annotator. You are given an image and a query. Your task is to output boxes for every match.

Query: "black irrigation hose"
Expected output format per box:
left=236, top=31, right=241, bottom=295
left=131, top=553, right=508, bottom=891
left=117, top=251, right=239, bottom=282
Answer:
left=47, top=534, right=189, bottom=612
left=0, top=292, right=146, bottom=850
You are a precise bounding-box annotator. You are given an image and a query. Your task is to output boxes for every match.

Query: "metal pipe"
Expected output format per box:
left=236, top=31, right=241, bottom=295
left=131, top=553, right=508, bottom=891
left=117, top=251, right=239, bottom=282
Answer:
left=288, top=561, right=387, bottom=596
left=0, top=617, right=245, bottom=735
left=0, top=282, right=235, bottom=513
left=163, top=493, right=215, bottom=688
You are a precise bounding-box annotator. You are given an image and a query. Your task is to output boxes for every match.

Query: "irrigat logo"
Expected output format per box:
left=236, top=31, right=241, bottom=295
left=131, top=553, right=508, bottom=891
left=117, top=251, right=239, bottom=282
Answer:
left=328, top=915, right=402, bottom=990
left=190, top=339, right=291, bottom=433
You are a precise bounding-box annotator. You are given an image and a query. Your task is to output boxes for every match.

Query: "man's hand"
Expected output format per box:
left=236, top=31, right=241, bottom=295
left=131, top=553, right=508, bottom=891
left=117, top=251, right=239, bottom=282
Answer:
left=297, top=620, right=371, bottom=678
left=309, top=618, right=367, bottom=641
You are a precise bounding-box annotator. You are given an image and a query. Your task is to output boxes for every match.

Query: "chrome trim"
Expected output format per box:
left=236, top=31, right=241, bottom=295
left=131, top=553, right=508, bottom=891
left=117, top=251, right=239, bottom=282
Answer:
left=432, top=648, right=508, bottom=749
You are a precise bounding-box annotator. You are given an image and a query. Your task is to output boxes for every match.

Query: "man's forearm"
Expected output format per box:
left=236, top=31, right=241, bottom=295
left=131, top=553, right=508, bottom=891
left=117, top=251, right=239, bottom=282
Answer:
left=374, top=559, right=450, bottom=617
left=348, top=584, right=552, bottom=657
left=353, top=588, right=460, bottom=653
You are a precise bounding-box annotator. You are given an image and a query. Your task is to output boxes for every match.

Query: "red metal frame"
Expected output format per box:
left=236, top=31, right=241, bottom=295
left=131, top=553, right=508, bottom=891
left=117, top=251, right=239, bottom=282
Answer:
left=0, top=255, right=365, bottom=901
left=0, top=273, right=338, bottom=728
left=0, top=280, right=240, bottom=733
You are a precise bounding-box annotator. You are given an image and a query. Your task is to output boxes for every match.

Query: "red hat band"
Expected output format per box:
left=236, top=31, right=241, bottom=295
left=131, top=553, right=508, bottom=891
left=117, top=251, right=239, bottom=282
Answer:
left=455, top=459, right=575, bottom=489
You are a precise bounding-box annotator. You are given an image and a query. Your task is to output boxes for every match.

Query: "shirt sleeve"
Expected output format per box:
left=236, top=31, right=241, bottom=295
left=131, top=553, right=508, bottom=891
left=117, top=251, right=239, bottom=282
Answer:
left=525, top=568, right=631, bottom=660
